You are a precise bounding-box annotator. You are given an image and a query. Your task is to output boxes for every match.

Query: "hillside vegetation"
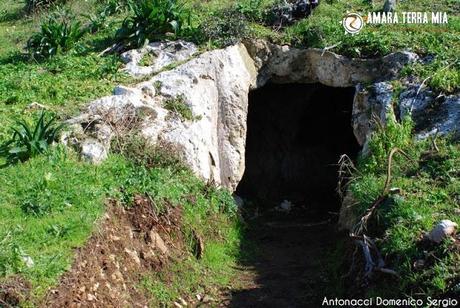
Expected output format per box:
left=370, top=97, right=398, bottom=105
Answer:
left=343, top=117, right=460, bottom=297
left=0, top=0, right=459, bottom=305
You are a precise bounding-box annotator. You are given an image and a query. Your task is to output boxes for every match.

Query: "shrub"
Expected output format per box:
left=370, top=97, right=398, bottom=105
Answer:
left=25, top=0, right=67, bottom=13
left=200, top=8, right=250, bottom=47
left=27, top=9, right=85, bottom=59
left=0, top=112, right=63, bottom=166
left=115, top=0, right=193, bottom=49
left=236, top=0, right=265, bottom=21
left=359, top=116, right=414, bottom=175
left=164, top=95, right=197, bottom=121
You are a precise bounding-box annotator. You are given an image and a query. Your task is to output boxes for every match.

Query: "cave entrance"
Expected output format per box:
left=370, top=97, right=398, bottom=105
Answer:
left=236, top=83, right=360, bottom=217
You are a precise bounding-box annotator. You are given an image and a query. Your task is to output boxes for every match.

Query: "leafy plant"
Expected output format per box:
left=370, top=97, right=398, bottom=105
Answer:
left=115, top=0, right=193, bottom=49
left=27, top=9, right=85, bottom=59
left=99, top=0, right=134, bottom=15
left=360, top=116, right=414, bottom=174
left=164, top=94, right=198, bottom=121
left=236, top=0, right=266, bottom=21
left=0, top=112, right=63, bottom=166
left=200, top=8, right=250, bottom=47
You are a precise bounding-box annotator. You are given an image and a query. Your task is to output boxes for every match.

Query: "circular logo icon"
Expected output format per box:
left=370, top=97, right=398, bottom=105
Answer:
left=342, top=13, right=364, bottom=34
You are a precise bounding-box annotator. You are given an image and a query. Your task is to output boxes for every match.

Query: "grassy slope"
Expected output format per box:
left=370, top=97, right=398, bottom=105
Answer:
left=0, top=0, right=458, bottom=142
left=0, top=146, right=242, bottom=303
left=0, top=0, right=459, bottom=303
left=349, top=117, right=460, bottom=296
left=283, top=0, right=460, bottom=92
left=0, top=0, right=128, bottom=141
left=0, top=1, right=243, bottom=304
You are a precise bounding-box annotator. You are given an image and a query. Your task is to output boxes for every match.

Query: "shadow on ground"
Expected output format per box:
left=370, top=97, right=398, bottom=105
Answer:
left=224, top=208, right=346, bottom=308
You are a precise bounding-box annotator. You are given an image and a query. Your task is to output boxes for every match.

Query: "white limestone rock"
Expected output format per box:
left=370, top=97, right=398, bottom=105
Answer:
left=81, top=139, right=108, bottom=164
left=121, top=40, right=198, bottom=78
left=427, top=220, right=458, bottom=244
left=68, top=40, right=424, bottom=191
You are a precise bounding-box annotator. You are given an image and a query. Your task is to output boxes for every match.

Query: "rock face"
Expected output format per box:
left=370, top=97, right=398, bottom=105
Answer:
left=244, top=40, right=417, bottom=88
left=399, top=85, right=460, bottom=139
left=68, top=40, right=421, bottom=190
left=383, top=0, right=397, bottom=12
left=67, top=44, right=257, bottom=190
left=352, top=82, right=394, bottom=147
left=121, top=40, right=198, bottom=78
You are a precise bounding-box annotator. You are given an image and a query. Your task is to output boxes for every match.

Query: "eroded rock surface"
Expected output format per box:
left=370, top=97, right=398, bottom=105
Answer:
left=399, top=85, right=460, bottom=139
left=352, top=82, right=394, bottom=146
left=68, top=44, right=257, bottom=190
left=67, top=40, right=424, bottom=190
left=244, top=39, right=418, bottom=87
left=121, top=40, right=198, bottom=78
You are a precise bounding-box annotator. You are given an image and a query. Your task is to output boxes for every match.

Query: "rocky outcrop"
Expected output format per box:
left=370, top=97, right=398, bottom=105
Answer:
left=399, top=85, right=460, bottom=139
left=244, top=40, right=418, bottom=88
left=66, top=40, right=420, bottom=190
left=352, top=82, right=395, bottom=146
left=65, top=44, right=257, bottom=190
left=121, top=40, right=198, bottom=78
left=143, top=44, right=258, bottom=189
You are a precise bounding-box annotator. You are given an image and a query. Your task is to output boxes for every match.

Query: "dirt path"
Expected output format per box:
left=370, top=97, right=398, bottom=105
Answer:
left=222, top=211, right=341, bottom=307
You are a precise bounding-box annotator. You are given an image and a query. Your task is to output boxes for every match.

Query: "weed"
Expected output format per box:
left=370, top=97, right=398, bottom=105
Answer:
left=200, top=8, right=250, bottom=47
left=360, top=116, right=414, bottom=174
left=0, top=112, right=63, bottom=166
left=139, top=52, right=157, bottom=67
left=347, top=120, right=460, bottom=297
left=115, top=0, right=194, bottom=49
left=98, top=0, right=134, bottom=16
left=27, top=9, right=85, bottom=59
left=164, top=95, right=199, bottom=121
left=236, top=0, right=266, bottom=22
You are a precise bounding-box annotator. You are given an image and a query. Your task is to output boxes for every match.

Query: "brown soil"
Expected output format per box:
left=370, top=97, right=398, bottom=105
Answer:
left=44, top=196, right=183, bottom=308
left=0, top=276, right=31, bottom=307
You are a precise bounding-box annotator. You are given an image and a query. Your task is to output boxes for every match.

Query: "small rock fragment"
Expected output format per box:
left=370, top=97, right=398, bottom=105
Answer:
left=148, top=230, right=169, bottom=255
left=427, top=220, right=458, bottom=243
left=22, top=255, right=34, bottom=268
left=81, top=139, right=108, bottom=164
left=178, top=297, right=187, bottom=306
left=276, top=200, right=293, bottom=213
left=124, top=248, right=141, bottom=266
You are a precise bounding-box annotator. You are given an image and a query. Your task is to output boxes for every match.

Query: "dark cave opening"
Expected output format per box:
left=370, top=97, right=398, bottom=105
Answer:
left=235, top=83, right=360, bottom=216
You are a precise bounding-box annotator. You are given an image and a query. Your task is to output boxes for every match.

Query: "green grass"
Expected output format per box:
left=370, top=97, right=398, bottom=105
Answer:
left=0, top=148, right=123, bottom=298
left=0, top=0, right=458, bottom=143
left=0, top=0, right=129, bottom=140
left=1, top=0, right=459, bottom=303
left=284, top=0, right=460, bottom=93
left=0, top=143, right=242, bottom=303
left=164, top=94, right=200, bottom=121
left=142, top=217, right=242, bottom=306
left=347, top=116, right=460, bottom=296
